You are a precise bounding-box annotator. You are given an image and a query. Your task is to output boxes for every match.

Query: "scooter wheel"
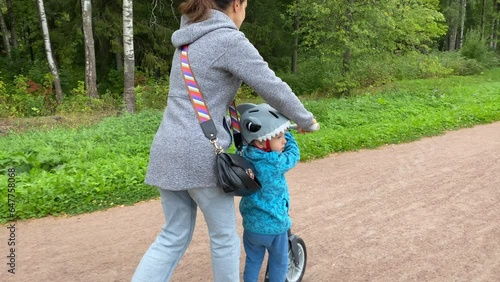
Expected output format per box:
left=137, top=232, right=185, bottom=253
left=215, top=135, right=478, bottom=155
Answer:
left=286, top=237, right=307, bottom=282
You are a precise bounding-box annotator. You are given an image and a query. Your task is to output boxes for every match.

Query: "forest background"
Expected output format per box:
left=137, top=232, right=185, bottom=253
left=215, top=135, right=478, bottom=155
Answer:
left=0, top=0, right=499, bottom=117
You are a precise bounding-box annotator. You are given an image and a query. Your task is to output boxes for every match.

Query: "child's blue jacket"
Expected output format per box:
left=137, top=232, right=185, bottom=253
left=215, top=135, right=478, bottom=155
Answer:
left=239, top=132, right=300, bottom=235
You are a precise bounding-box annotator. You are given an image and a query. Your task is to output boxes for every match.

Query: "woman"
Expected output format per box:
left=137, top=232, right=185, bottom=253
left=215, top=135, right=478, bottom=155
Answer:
left=131, top=0, right=318, bottom=281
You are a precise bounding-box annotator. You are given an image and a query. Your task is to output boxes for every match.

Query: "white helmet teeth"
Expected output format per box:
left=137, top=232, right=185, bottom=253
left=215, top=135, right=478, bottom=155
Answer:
left=237, top=103, right=291, bottom=145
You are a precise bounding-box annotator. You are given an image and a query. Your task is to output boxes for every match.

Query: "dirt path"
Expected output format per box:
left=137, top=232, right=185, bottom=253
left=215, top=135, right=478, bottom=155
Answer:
left=2, top=122, right=499, bottom=282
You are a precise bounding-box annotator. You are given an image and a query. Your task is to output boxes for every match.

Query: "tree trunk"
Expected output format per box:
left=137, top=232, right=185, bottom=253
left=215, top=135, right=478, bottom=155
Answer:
left=449, top=26, right=458, bottom=51
left=26, top=25, right=35, bottom=62
left=458, top=0, right=467, bottom=49
left=0, top=8, right=11, bottom=58
left=340, top=0, right=354, bottom=96
left=115, top=36, right=123, bottom=70
left=37, top=0, right=63, bottom=103
left=342, top=0, right=354, bottom=77
left=445, top=0, right=460, bottom=51
left=493, top=0, right=500, bottom=49
left=82, top=0, right=99, bottom=98
left=480, top=0, right=486, bottom=39
left=291, top=6, right=299, bottom=73
left=123, top=0, right=136, bottom=113
left=6, top=0, right=18, bottom=49
left=491, top=18, right=497, bottom=49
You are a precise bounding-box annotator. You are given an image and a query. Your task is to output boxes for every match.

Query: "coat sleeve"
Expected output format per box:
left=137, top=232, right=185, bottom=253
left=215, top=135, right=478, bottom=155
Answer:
left=270, top=132, right=300, bottom=174
left=222, top=32, right=315, bottom=129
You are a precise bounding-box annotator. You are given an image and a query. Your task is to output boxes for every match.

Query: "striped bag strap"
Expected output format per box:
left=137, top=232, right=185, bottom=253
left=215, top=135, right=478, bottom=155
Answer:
left=180, top=45, right=242, bottom=150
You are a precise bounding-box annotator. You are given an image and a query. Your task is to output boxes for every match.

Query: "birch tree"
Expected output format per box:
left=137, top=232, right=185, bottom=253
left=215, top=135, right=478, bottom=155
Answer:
left=82, top=0, right=99, bottom=98
left=36, top=0, right=63, bottom=103
left=123, top=0, right=136, bottom=113
left=490, top=0, right=499, bottom=48
left=6, top=0, right=17, bottom=49
left=459, top=0, right=467, bottom=49
left=0, top=6, right=11, bottom=58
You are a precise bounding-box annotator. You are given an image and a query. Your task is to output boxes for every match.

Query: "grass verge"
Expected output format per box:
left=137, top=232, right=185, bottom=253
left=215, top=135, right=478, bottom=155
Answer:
left=1, top=68, right=499, bottom=223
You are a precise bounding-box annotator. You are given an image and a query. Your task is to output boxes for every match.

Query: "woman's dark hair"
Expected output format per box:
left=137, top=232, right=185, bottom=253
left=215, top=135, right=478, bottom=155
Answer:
left=179, top=0, right=245, bottom=23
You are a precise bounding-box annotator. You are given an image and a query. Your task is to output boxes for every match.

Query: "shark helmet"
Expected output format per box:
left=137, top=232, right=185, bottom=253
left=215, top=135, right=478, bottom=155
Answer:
left=237, top=103, right=291, bottom=145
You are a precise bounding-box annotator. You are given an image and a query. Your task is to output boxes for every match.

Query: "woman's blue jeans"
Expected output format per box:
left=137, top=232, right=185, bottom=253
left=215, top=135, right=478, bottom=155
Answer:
left=243, top=230, right=288, bottom=282
left=131, top=187, right=240, bottom=282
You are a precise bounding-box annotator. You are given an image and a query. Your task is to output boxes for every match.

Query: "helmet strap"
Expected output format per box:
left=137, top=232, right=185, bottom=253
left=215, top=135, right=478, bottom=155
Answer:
left=254, top=139, right=272, bottom=152
left=265, top=140, right=271, bottom=152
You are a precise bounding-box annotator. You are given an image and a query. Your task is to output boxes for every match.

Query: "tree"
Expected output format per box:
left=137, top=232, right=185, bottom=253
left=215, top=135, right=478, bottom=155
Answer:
left=480, top=0, right=487, bottom=38
left=82, top=0, right=99, bottom=98
left=491, top=0, right=500, bottom=48
left=459, top=0, right=467, bottom=49
left=242, top=0, right=296, bottom=72
left=6, top=0, right=18, bottom=49
left=443, top=0, right=461, bottom=50
left=291, top=4, right=299, bottom=73
left=36, top=0, right=63, bottom=103
left=0, top=4, right=11, bottom=58
left=123, top=0, right=136, bottom=113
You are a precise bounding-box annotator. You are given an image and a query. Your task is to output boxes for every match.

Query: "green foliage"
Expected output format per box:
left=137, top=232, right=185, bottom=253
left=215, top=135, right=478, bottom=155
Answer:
left=1, top=0, right=499, bottom=120
left=294, top=0, right=447, bottom=57
left=296, top=68, right=500, bottom=160
left=99, top=69, right=124, bottom=100
left=242, top=0, right=295, bottom=71
left=436, top=51, right=487, bottom=75
left=135, top=80, right=169, bottom=111
left=286, top=49, right=499, bottom=96
left=0, top=80, right=9, bottom=117
left=56, top=81, right=118, bottom=114
left=280, top=55, right=341, bottom=96
left=236, top=84, right=259, bottom=100
left=1, top=75, right=57, bottom=117
left=387, top=52, right=454, bottom=80
left=461, top=29, right=499, bottom=68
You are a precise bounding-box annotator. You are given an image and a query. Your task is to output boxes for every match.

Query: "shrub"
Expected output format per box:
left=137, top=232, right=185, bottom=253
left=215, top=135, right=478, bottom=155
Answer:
left=0, top=80, right=10, bottom=117
left=135, top=80, right=169, bottom=111
left=437, top=51, right=487, bottom=75
left=57, top=82, right=121, bottom=114
left=236, top=84, right=259, bottom=100
left=5, top=75, right=57, bottom=117
left=461, top=29, right=499, bottom=68
left=280, top=55, right=339, bottom=96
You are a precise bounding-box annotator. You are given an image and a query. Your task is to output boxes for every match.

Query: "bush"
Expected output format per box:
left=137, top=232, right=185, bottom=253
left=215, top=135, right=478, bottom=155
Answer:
left=3, top=75, right=57, bottom=117
left=459, top=29, right=499, bottom=71
left=57, top=81, right=120, bottom=114
left=135, top=80, right=169, bottom=111
left=351, top=54, right=394, bottom=87
left=280, top=55, right=339, bottom=96
left=461, top=29, right=496, bottom=66
left=0, top=80, right=10, bottom=117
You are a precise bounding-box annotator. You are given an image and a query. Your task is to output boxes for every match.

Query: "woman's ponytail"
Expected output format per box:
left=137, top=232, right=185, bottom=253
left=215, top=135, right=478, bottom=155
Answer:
left=179, top=0, right=215, bottom=23
left=179, top=0, right=240, bottom=23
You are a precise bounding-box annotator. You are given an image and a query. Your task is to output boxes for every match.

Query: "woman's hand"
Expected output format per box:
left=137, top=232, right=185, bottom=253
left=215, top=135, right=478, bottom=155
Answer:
left=297, top=118, right=320, bottom=133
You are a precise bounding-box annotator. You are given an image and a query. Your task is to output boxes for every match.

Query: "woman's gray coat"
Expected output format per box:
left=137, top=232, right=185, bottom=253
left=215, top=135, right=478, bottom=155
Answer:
left=145, top=10, right=314, bottom=191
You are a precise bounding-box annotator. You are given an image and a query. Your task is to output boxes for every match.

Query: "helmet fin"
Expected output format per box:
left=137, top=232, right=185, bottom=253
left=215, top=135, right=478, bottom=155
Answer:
left=236, top=103, right=256, bottom=115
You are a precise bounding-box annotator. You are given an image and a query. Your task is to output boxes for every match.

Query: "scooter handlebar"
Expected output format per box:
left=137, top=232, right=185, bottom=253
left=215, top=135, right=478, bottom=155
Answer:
left=289, top=123, right=320, bottom=132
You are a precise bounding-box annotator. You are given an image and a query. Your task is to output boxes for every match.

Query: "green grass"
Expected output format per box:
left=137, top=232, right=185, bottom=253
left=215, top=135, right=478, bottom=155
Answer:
left=298, top=69, right=500, bottom=160
left=1, top=68, right=499, bottom=223
left=0, top=110, right=163, bottom=222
